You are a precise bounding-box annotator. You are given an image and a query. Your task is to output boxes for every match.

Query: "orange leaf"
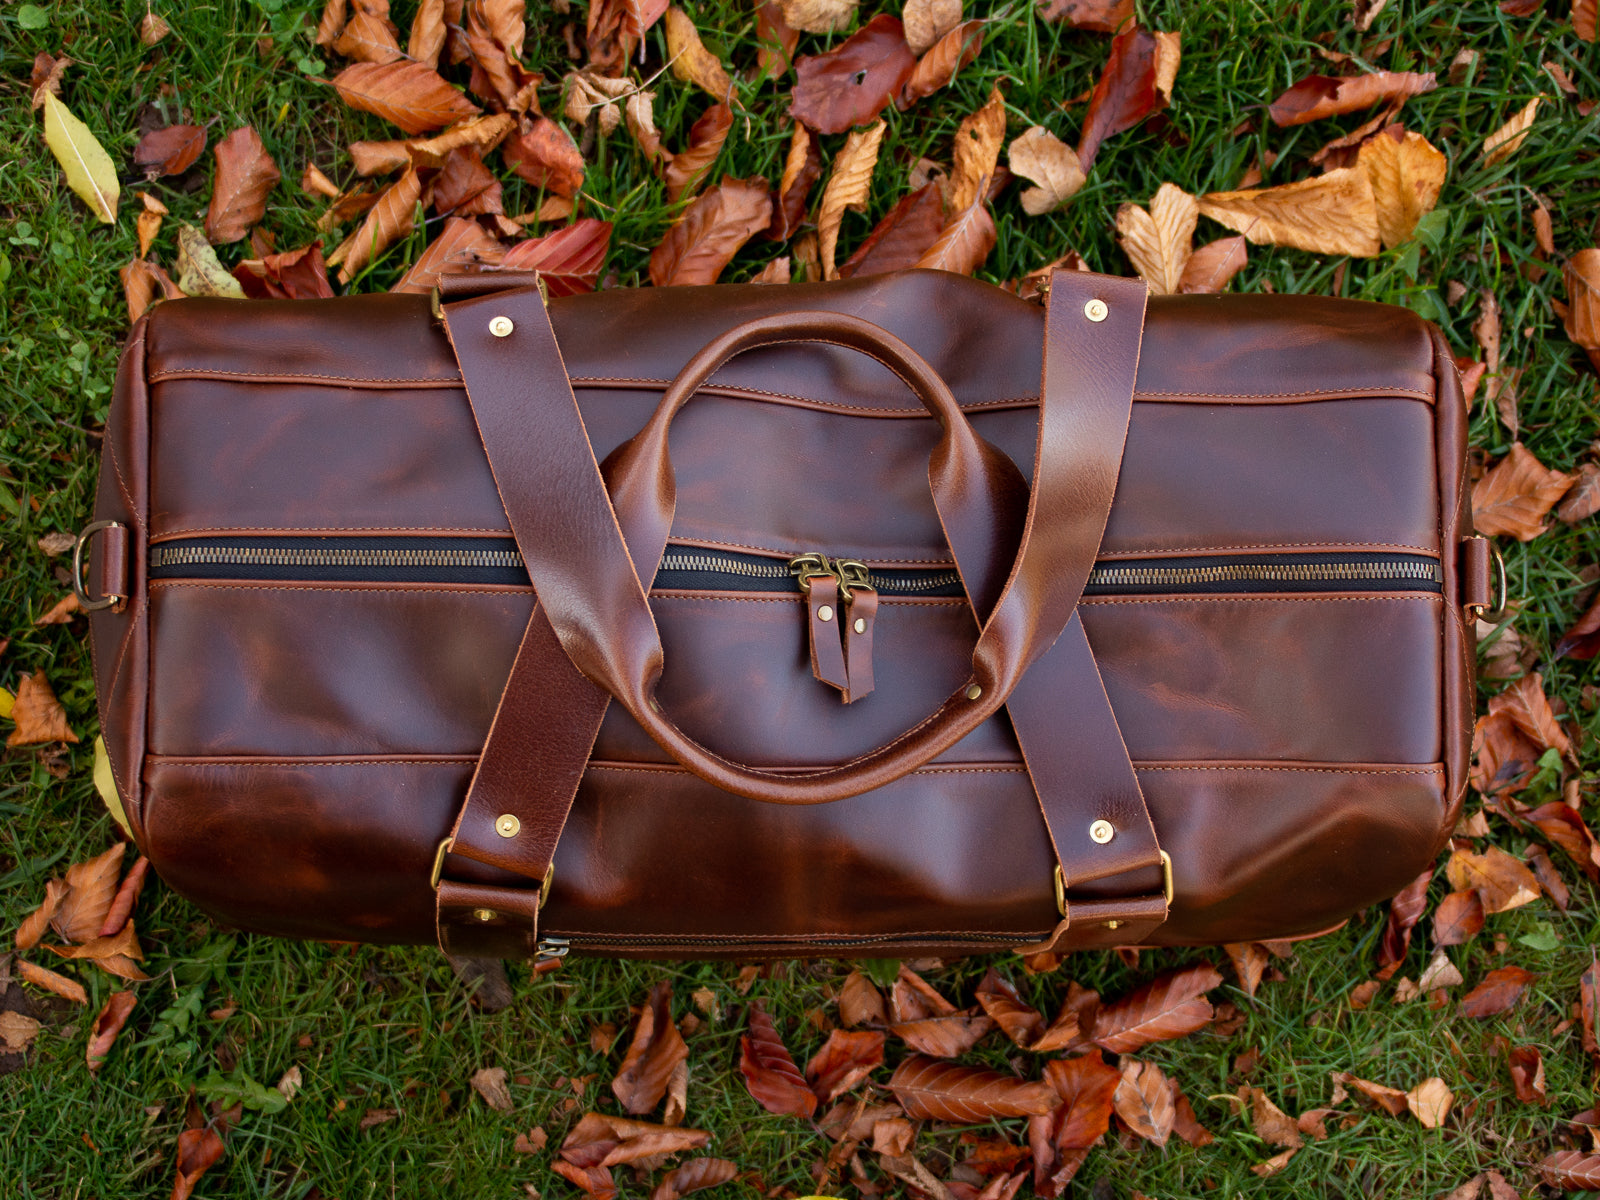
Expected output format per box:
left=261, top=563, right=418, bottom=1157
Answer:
left=53, top=843, right=125, bottom=943
left=1035, top=1048, right=1119, bottom=1181
left=86, top=990, right=137, bottom=1072
left=1540, top=1151, right=1600, bottom=1190
left=1170, top=1076, right=1214, bottom=1146
left=612, top=981, right=688, bottom=1116
left=766, top=123, right=821, bottom=243
left=1330, top=1070, right=1408, bottom=1116
left=975, top=968, right=1046, bottom=1047
left=889, top=1012, right=994, bottom=1058
left=120, top=258, right=184, bottom=324
left=205, top=126, right=281, bottom=244
left=15, top=879, right=66, bottom=951
left=552, top=1159, right=618, bottom=1199
left=1471, top=442, right=1574, bottom=541
left=1091, top=963, right=1222, bottom=1053
left=171, top=1127, right=226, bottom=1200
left=1178, top=235, right=1248, bottom=293
left=739, top=1000, right=816, bottom=1118
left=805, top=1028, right=885, bottom=1103
left=500, top=218, right=612, bottom=296
left=1038, top=0, right=1134, bottom=32
left=838, top=969, right=887, bottom=1027
left=329, top=165, right=421, bottom=284
left=900, top=20, right=985, bottom=109
left=1432, top=889, right=1485, bottom=945
left=560, top=1113, right=710, bottom=1168
left=1491, top=671, right=1574, bottom=760
left=97, top=855, right=151, bottom=938
left=1077, top=25, right=1163, bottom=170
left=1563, top=248, right=1600, bottom=372
left=1460, top=966, right=1536, bottom=1018
left=587, top=0, right=669, bottom=76
left=889, top=1056, right=1057, bottom=1122
left=665, top=103, right=733, bottom=204
left=890, top=965, right=958, bottom=1022
left=838, top=184, right=946, bottom=279
left=431, top=147, right=503, bottom=217
left=790, top=14, right=916, bottom=135
left=41, top=918, right=143, bottom=964
left=1508, top=1044, right=1547, bottom=1105
left=331, top=60, right=481, bottom=135
left=1242, top=1085, right=1303, bottom=1147
left=17, top=958, right=88, bottom=1005
left=134, top=124, right=206, bottom=178
left=913, top=193, right=996, bottom=277
left=647, top=1158, right=739, bottom=1200
left=1378, top=866, right=1434, bottom=968
left=1446, top=845, right=1541, bottom=913
left=234, top=242, right=336, bottom=301
left=649, top=177, right=772, bottom=286
left=334, top=8, right=404, bottom=63
left=1268, top=71, right=1437, bottom=126
left=408, top=0, right=446, bottom=67
left=1113, top=1059, right=1175, bottom=1146
left=391, top=216, right=506, bottom=294
left=502, top=117, right=586, bottom=198
left=6, top=670, right=80, bottom=747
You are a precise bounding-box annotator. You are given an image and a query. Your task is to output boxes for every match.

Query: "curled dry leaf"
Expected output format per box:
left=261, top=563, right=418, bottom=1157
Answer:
left=471, top=1066, right=514, bottom=1112
left=135, top=124, right=206, bottom=178
left=1460, top=966, right=1537, bottom=1018
left=98, top=855, right=152, bottom=938
left=431, top=147, right=502, bottom=217
left=1406, top=1077, right=1453, bottom=1128
left=1008, top=127, right=1085, bottom=216
left=0, top=1011, right=41, bottom=1054
left=836, top=185, right=944, bottom=278
left=1170, top=1077, right=1215, bottom=1146
left=1378, top=865, right=1433, bottom=969
left=1114, top=1060, right=1175, bottom=1146
left=974, top=968, right=1046, bottom=1047
left=1029, top=1049, right=1119, bottom=1196
left=900, top=20, right=985, bottom=109
left=791, top=14, right=916, bottom=135
left=914, top=192, right=996, bottom=277
left=121, top=259, right=184, bottom=323
left=586, top=0, right=669, bottom=74
left=1433, top=889, right=1486, bottom=945
left=903, top=0, right=961, bottom=54
left=1564, top=249, right=1600, bottom=371
left=1179, top=235, right=1247, bottom=293
left=739, top=1001, right=817, bottom=1118
left=872, top=1116, right=917, bottom=1156
left=1471, top=708, right=1541, bottom=797
left=329, top=165, right=421, bottom=284
left=1557, top=462, right=1600, bottom=524
left=1223, top=942, right=1269, bottom=997
left=1268, top=71, right=1437, bottom=126
left=1525, top=800, right=1600, bottom=879
left=560, top=1113, right=710, bottom=1168
left=1039, top=0, right=1134, bottom=32
left=780, top=0, right=859, bottom=35
left=36, top=591, right=81, bottom=626
left=136, top=192, right=166, bottom=259
left=1330, top=1070, right=1408, bottom=1116
left=18, top=959, right=89, bottom=1004
left=817, top=121, right=885, bottom=279
left=335, top=7, right=404, bottom=63
left=1091, top=963, right=1222, bottom=1053
left=805, top=1028, right=886, bottom=1102
left=891, top=1012, right=995, bottom=1058
left=1115, top=182, right=1197, bottom=295
left=666, top=103, right=733, bottom=204
left=332, top=61, right=481, bottom=135
left=950, top=86, right=1006, bottom=214
left=1198, top=167, right=1381, bottom=257
left=502, top=118, right=586, bottom=198
left=1509, top=1044, right=1547, bottom=1105
left=1482, top=98, right=1540, bottom=166
left=1242, top=1085, right=1302, bottom=1147
left=408, top=0, right=446, bottom=67
left=16, top=879, right=67, bottom=951
left=1077, top=26, right=1165, bottom=171
left=1493, top=671, right=1573, bottom=759
left=316, top=0, right=349, bottom=47
left=171, top=1127, right=226, bottom=1200
left=6, top=670, right=79, bottom=748
left=838, top=969, right=887, bottom=1026
left=42, top=93, right=119, bottom=224
left=755, top=1, right=799, bottom=79
left=501, top=218, right=613, bottom=296
left=1358, top=126, right=1447, bottom=249
left=176, top=225, right=246, bottom=298
left=767, top=123, right=822, bottom=242
left=1556, top=587, right=1600, bottom=660
left=86, top=991, right=137, bottom=1072
left=235, top=240, right=337, bottom=301
left=1526, top=843, right=1570, bottom=910
left=664, top=7, right=733, bottom=101
left=564, top=69, right=630, bottom=136
left=648, top=1158, right=740, bottom=1200
left=1447, top=845, right=1541, bottom=913
left=29, top=51, right=70, bottom=110
left=650, top=177, right=772, bottom=287
left=889, top=1055, right=1057, bottom=1122
left=612, top=981, right=689, bottom=1116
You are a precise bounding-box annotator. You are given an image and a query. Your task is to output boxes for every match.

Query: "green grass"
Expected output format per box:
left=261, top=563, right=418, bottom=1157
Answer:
left=2, top=1, right=1599, bottom=1197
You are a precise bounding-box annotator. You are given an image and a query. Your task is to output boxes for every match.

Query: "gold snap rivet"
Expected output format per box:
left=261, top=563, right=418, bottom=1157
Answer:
left=495, top=813, right=520, bottom=838
left=489, top=315, right=514, bottom=337
left=853, top=617, right=867, bottom=634
left=1084, top=299, right=1108, bottom=322
left=472, top=908, right=497, bottom=922
left=966, top=683, right=982, bottom=701
left=1089, top=819, right=1115, bottom=844
left=818, top=605, right=834, bottom=622
left=1106, top=919, right=1122, bottom=930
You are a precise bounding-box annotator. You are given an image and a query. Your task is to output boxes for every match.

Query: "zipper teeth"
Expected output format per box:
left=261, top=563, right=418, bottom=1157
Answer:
left=151, top=545, right=523, bottom=570
left=1088, top=560, right=1445, bottom=587
left=657, top=552, right=792, bottom=580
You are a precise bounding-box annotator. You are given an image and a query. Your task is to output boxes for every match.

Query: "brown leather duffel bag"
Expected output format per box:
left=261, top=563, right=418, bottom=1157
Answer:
left=76, top=268, right=1492, bottom=965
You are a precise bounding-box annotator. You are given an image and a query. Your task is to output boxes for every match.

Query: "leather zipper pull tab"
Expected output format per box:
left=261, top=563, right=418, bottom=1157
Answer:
left=836, top=561, right=877, bottom=704
left=791, top=554, right=849, bottom=694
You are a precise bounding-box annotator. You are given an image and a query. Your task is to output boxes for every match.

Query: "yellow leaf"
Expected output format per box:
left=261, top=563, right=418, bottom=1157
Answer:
left=42, top=92, right=119, bottom=224
left=1008, top=126, right=1086, bottom=216
left=1197, top=167, right=1380, bottom=258
left=94, top=735, right=132, bottom=838
left=665, top=8, right=733, bottom=101
left=1482, top=97, right=1540, bottom=167
left=1358, top=128, right=1447, bottom=250
left=817, top=120, right=885, bottom=280
left=1116, top=183, right=1198, bottom=295
left=0, top=687, right=13, bottom=719
left=950, top=85, right=1005, bottom=215
left=1405, top=1077, right=1453, bottom=1129
left=176, top=225, right=246, bottom=298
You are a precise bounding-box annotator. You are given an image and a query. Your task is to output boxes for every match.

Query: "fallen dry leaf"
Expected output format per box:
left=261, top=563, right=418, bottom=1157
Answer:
left=1471, top=442, right=1574, bottom=540
left=888, top=1056, right=1057, bottom=1122
left=332, top=60, right=481, bottom=135
left=234, top=241, right=336, bottom=301
left=612, top=981, right=689, bottom=1116
left=1557, top=462, right=1600, bottom=524
left=664, top=7, right=733, bottom=101
left=766, top=123, right=821, bottom=242
left=1170, top=1077, right=1215, bottom=1146
left=176, top=225, right=245, bottom=298
left=1242, top=1085, right=1303, bottom=1147
left=335, top=6, right=404, bottom=63
left=1091, top=963, right=1222, bottom=1054
left=1252, top=1148, right=1298, bottom=1177
left=408, top=0, right=446, bottom=67
left=1116, top=182, right=1197, bottom=294
left=7, top=670, right=79, bottom=748
left=97, top=854, right=151, bottom=938
left=15, top=879, right=66, bottom=951
left=1472, top=708, right=1543, bottom=796
left=1492, top=672, right=1573, bottom=759
left=431, top=147, right=502, bottom=217
left=1460, top=966, right=1537, bottom=1018
left=872, top=1115, right=917, bottom=1156
left=648, top=1158, right=739, bottom=1200
left=134, top=124, right=206, bottom=178
left=172, top=1127, right=226, bottom=1200
left=17, top=959, right=88, bottom=1005
left=29, top=51, right=70, bottom=110
left=781, top=0, right=860, bottom=35
left=890, top=1012, right=995, bottom=1058
left=836, top=184, right=946, bottom=278
left=817, top=121, right=885, bottom=279
left=500, top=218, right=613, bottom=296
left=42, top=93, right=119, bottom=224
left=791, top=13, right=915, bottom=134
left=754, top=0, right=799, bottom=79
left=135, top=192, right=166, bottom=259
left=316, top=0, right=348, bottom=47
left=1039, top=0, right=1134, bottom=32
left=1179, top=235, right=1247, bottom=293
left=914, top=192, right=996, bottom=277
left=739, top=1001, right=817, bottom=1118
left=502, top=117, right=586, bottom=198
left=1008, top=126, right=1085, bottom=216
left=1198, top=167, right=1381, bottom=257
left=587, top=0, right=669, bottom=74
left=1029, top=1049, right=1119, bottom=1195
left=1268, top=71, right=1437, bottom=126
left=903, top=0, right=960, bottom=53
left=1447, top=845, right=1542, bottom=913
left=806, top=1028, right=885, bottom=1102
left=1378, top=865, right=1434, bottom=969
left=975, top=968, right=1046, bottom=1048
left=86, top=991, right=137, bottom=1072
left=560, top=1113, right=710, bottom=1168
left=1540, top=1151, right=1600, bottom=1190
left=1433, top=889, right=1486, bottom=945
left=1358, top=126, right=1447, bottom=249
left=1526, top=843, right=1571, bottom=910
left=0, top=1010, right=41, bottom=1054
left=1114, top=1059, right=1175, bottom=1146
left=391, top=216, right=505, bottom=293
left=1509, top=1044, right=1547, bottom=1105
left=1330, top=1070, right=1408, bottom=1116
left=120, top=257, right=184, bottom=323
left=51, top=843, right=126, bottom=945
left=666, top=103, right=732, bottom=203
left=1077, top=26, right=1165, bottom=171
left=949, top=86, right=1006, bottom=215
left=328, top=165, right=421, bottom=284
left=900, top=19, right=985, bottom=109
left=650, top=176, right=772, bottom=286
left=1406, top=1076, right=1453, bottom=1128
left=1483, top=97, right=1540, bottom=166
left=471, top=1066, right=514, bottom=1112
left=838, top=969, right=887, bottom=1027
left=565, top=69, right=632, bottom=136
left=1564, top=249, right=1600, bottom=371
left=1223, top=942, right=1269, bottom=998
left=1525, top=800, right=1600, bottom=879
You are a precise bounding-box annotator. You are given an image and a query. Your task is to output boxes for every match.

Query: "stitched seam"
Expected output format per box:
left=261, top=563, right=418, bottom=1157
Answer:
left=542, top=929, right=1047, bottom=941
left=583, top=764, right=1028, bottom=775
left=149, top=369, right=455, bottom=384
left=1136, top=386, right=1433, bottom=400
left=103, top=597, right=144, bottom=805
left=149, top=582, right=528, bottom=596
left=153, top=525, right=511, bottom=538
left=1136, top=765, right=1442, bottom=776
left=1079, top=595, right=1439, bottom=606
left=649, top=593, right=968, bottom=607
left=149, top=758, right=478, bottom=768
left=1097, top=541, right=1436, bottom=556
left=669, top=535, right=953, bottom=563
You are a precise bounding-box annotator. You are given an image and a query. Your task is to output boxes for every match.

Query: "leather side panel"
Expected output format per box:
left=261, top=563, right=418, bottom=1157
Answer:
left=1432, top=326, right=1474, bottom=839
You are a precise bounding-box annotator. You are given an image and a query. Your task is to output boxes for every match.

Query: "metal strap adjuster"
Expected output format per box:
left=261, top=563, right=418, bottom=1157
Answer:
left=1054, top=850, right=1172, bottom=918
left=430, top=837, right=553, bottom=910
left=71, top=520, right=128, bottom=613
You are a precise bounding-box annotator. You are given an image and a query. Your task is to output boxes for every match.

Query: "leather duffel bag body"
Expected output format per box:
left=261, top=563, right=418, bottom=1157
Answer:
left=76, top=267, right=1491, bottom=965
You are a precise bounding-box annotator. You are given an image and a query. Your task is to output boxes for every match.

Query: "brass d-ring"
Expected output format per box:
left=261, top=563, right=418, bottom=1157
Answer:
left=72, top=520, right=127, bottom=613
left=1467, top=543, right=1509, bottom=621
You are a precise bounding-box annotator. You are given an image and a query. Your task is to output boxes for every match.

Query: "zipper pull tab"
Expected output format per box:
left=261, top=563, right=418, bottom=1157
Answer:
left=790, top=553, right=850, bottom=694
left=533, top=936, right=569, bottom=975
left=835, top=560, right=877, bottom=704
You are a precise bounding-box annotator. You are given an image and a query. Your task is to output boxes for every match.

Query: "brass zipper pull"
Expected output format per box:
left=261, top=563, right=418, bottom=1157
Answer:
left=835, top=559, right=877, bottom=704
left=790, top=553, right=850, bottom=694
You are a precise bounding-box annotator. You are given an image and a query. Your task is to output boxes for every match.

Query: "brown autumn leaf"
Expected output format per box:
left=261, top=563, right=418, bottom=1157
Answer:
left=816, top=121, right=884, bottom=279
left=587, top=0, right=669, bottom=75
left=316, top=0, right=348, bottom=47
left=903, top=0, right=960, bottom=53
left=1035, top=1049, right=1120, bottom=1162
left=560, top=1113, right=710, bottom=1168
left=1116, top=182, right=1198, bottom=295
left=975, top=969, right=1046, bottom=1048
left=1406, top=1077, right=1453, bottom=1128
left=1472, top=707, right=1543, bottom=796
left=7, top=670, right=80, bottom=748
left=351, top=114, right=519, bottom=176
left=888, top=1055, right=1057, bottom=1122
left=838, top=969, right=887, bottom=1027
left=1483, top=97, right=1540, bottom=166
left=1433, top=889, right=1486, bottom=945
left=900, top=20, right=985, bottom=109
left=766, top=123, right=822, bottom=242
left=650, top=176, right=772, bottom=286
left=1509, top=1044, right=1547, bottom=1105
left=1526, top=843, right=1571, bottom=910
left=334, top=6, right=404, bottom=63
left=1565, top=249, right=1600, bottom=371
left=1460, top=966, right=1537, bottom=1018
left=501, top=218, right=613, bottom=296
left=754, top=0, right=799, bottom=79
left=915, top=191, right=996, bottom=276
left=98, top=855, right=151, bottom=938
left=1493, top=672, right=1573, bottom=759
left=470, top=1065, right=513, bottom=1112
left=950, top=85, right=1006, bottom=214
left=1198, top=167, right=1381, bottom=257
left=1578, top=0, right=1599, bottom=38
left=1039, top=0, right=1134, bottom=32
left=1358, top=126, right=1447, bottom=249
left=1114, top=1060, right=1175, bottom=1147
left=328, top=164, right=420, bottom=284
left=871, top=1116, right=917, bottom=1157
left=120, top=258, right=184, bottom=324
left=1091, top=963, right=1222, bottom=1054
left=565, top=69, right=631, bottom=136
left=1447, top=845, right=1541, bottom=913
left=51, top=843, right=126, bottom=944
left=1330, top=1070, right=1408, bottom=1116
left=86, top=991, right=137, bottom=1072
left=1557, top=463, right=1600, bottom=524
left=1377, top=865, right=1434, bottom=969
left=1242, top=1085, right=1303, bottom=1147
left=1170, top=1078, right=1215, bottom=1146
left=790, top=14, right=916, bottom=135
left=407, top=0, right=446, bottom=67
left=134, top=124, right=206, bottom=178
left=739, top=1001, right=817, bottom=1118
left=1581, top=953, right=1599, bottom=1057
left=1008, top=126, right=1085, bottom=216
left=35, top=591, right=80, bottom=624
left=136, top=192, right=167, bottom=259
left=1541, top=1151, right=1600, bottom=1190
left=1471, top=442, right=1574, bottom=540
left=171, top=1127, right=226, bottom=1200
left=15, top=879, right=66, bottom=951
left=664, top=7, right=733, bottom=101
left=552, top=1159, right=617, bottom=1198
left=502, top=117, right=586, bottom=198
left=613, top=981, right=689, bottom=1115
left=431, top=147, right=502, bottom=216
left=29, top=51, right=70, bottom=110
left=18, top=958, right=88, bottom=1004
left=1525, top=801, right=1600, bottom=879
left=1178, top=235, right=1247, bottom=293
left=666, top=103, right=732, bottom=204
left=0, top=1010, right=41, bottom=1054
left=806, top=1028, right=886, bottom=1102
left=331, top=61, right=481, bottom=135
left=234, top=241, right=336, bottom=300
left=648, top=1158, right=740, bottom=1200
left=40, top=919, right=143, bottom=966
left=1077, top=26, right=1163, bottom=171
left=891, top=1011, right=995, bottom=1058
left=390, top=216, right=505, bottom=293
left=1222, top=942, right=1269, bottom=998
left=1268, top=71, right=1437, bottom=126
left=893, top=968, right=958, bottom=1020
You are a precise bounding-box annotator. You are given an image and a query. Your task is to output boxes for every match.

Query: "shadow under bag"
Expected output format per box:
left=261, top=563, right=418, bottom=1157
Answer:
left=76, top=268, right=1493, bottom=966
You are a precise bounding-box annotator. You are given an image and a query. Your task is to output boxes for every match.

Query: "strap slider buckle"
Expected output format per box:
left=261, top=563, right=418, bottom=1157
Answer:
left=431, top=837, right=554, bottom=910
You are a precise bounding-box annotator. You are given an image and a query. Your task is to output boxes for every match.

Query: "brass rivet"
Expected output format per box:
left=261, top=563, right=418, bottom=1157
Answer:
left=495, top=813, right=520, bottom=838
left=1084, top=299, right=1108, bottom=322
left=853, top=617, right=867, bottom=634
left=489, top=315, right=515, bottom=337
left=472, top=908, right=497, bottom=922
left=818, top=605, right=834, bottom=622
left=1089, top=819, right=1115, bottom=844
left=966, top=683, right=982, bottom=701
left=1106, top=919, right=1122, bottom=930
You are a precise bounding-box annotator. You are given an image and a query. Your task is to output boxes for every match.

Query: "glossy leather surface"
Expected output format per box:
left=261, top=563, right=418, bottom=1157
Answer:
left=95, top=270, right=1473, bottom=956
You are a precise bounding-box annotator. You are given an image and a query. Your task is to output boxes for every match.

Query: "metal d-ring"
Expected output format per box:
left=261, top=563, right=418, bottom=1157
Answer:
left=71, top=520, right=127, bottom=613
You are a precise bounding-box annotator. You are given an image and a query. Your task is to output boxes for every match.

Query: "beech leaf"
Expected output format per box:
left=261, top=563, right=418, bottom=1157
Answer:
left=328, top=166, right=420, bottom=284
left=134, top=124, right=206, bottom=178
left=86, top=991, right=137, bottom=1072
left=837, top=184, right=945, bottom=278
left=408, top=0, right=446, bottom=67
left=17, top=959, right=88, bottom=1005
left=975, top=968, right=1046, bottom=1048
left=816, top=121, right=885, bottom=279
left=805, top=1028, right=885, bottom=1102
left=1432, top=889, right=1486, bottom=945
left=335, top=8, right=404, bottom=63
left=766, top=123, right=822, bottom=242
left=6, top=670, right=79, bottom=748
left=839, top=970, right=887, bottom=1026
left=1113, top=1059, right=1175, bottom=1146
left=1115, top=182, right=1197, bottom=295
left=1540, top=1152, right=1600, bottom=1190
left=1405, top=1077, right=1453, bottom=1128
left=206, top=126, right=282, bottom=244
left=176, top=225, right=247, bottom=298
left=1268, top=71, right=1437, bottom=126
left=331, top=61, right=481, bottom=135
left=502, top=117, right=586, bottom=198
left=1039, top=0, right=1134, bottom=33
left=666, top=103, right=733, bottom=204
left=52, top=843, right=125, bottom=943
left=1198, top=167, right=1381, bottom=257
left=1563, top=249, right=1600, bottom=372
left=664, top=7, right=733, bottom=101
left=739, top=1001, right=817, bottom=1118
left=1357, top=126, right=1447, bottom=249
left=1377, top=865, right=1433, bottom=968
left=98, top=855, right=152, bottom=937
left=172, top=1127, right=226, bottom=1200
left=903, top=0, right=961, bottom=54
left=890, top=1012, right=995, bottom=1058
left=889, top=1056, right=1057, bottom=1122
left=1482, top=97, right=1540, bottom=166
left=1042, top=1049, right=1121, bottom=1149
left=1446, top=845, right=1541, bottom=913
left=1077, top=26, right=1163, bottom=171
left=501, top=219, right=613, bottom=296
left=612, top=981, right=689, bottom=1115
left=1459, top=966, right=1536, bottom=1018
left=1473, top=442, right=1575, bottom=541
left=1508, top=1044, right=1547, bottom=1105
left=1178, top=235, right=1248, bottom=293
left=950, top=86, right=1006, bottom=214
left=790, top=14, right=916, bottom=134
left=1090, top=964, right=1222, bottom=1053
left=42, top=92, right=119, bottom=223
left=650, top=176, right=772, bottom=286
left=648, top=1158, right=740, bottom=1200
left=1008, top=126, right=1085, bottom=216
left=560, top=1113, right=710, bottom=1168
left=15, top=878, right=67, bottom=952
left=900, top=20, right=985, bottom=109
left=1330, top=1071, right=1408, bottom=1116
left=914, top=191, right=996, bottom=277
